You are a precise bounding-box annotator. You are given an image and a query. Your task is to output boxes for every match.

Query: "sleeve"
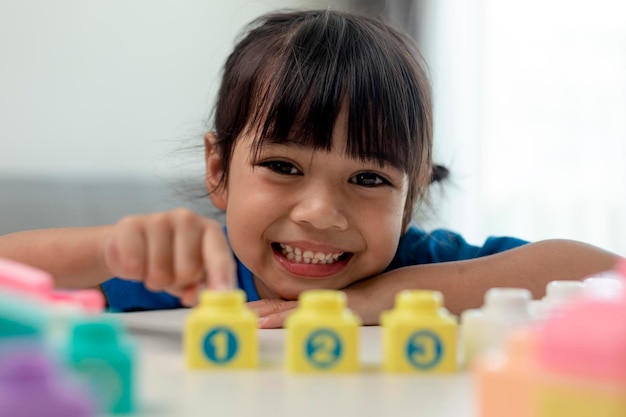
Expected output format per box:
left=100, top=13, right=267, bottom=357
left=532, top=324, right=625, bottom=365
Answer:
left=101, top=278, right=183, bottom=312
left=101, top=253, right=260, bottom=311
left=385, top=226, right=529, bottom=270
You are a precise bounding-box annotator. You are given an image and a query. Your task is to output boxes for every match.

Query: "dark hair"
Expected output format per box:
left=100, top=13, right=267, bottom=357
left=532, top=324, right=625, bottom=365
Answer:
left=210, top=9, right=438, bottom=227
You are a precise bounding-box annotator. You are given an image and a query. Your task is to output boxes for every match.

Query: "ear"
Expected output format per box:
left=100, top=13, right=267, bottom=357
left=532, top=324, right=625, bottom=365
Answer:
left=204, top=132, right=228, bottom=210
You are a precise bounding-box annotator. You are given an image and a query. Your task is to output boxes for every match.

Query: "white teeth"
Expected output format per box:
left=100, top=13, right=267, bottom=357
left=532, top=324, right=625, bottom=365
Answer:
left=278, top=244, right=345, bottom=265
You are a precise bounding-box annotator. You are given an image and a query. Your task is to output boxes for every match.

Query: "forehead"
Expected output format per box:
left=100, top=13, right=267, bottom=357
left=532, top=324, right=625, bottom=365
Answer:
left=221, top=10, right=429, bottom=177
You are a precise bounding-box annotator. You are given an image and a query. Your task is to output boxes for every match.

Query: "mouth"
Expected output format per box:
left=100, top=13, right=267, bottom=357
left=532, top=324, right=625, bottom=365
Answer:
left=271, top=242, right=353, bottom=278
left=272, top=242, right=351, bottom=264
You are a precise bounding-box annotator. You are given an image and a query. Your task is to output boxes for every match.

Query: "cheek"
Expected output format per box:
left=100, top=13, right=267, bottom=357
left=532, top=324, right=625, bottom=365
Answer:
left=224, top=197, right=264, bottom=248
left=360, top=199, right=405, bottom=267
left=374, top=220, right=404, bottom=261
left=222, top=180, right=278, bottom=268
left=225, top=208, right=264, bottom=280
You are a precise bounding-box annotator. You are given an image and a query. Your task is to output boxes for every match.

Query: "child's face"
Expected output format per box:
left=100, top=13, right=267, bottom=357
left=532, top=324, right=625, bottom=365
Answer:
left=206, top=111, right=409, bottom=300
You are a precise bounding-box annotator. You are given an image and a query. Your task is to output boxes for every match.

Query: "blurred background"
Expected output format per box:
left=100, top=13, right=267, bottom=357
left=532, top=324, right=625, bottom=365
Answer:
left=1, top=0, right=625, bottom=254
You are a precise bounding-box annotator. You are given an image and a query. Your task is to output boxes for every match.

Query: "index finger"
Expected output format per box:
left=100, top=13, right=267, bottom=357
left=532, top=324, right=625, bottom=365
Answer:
left=200, top=221, right=237, bottom=291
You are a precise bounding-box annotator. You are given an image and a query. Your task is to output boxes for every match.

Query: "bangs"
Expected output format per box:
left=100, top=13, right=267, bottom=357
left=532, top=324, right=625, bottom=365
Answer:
left=213, top=9, right=433, bottom=227
left=244, top=12, right=425, bottom=173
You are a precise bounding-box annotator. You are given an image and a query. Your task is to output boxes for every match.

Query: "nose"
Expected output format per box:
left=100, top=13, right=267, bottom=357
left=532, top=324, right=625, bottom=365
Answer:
left=290, top=180, right=349, bottom=231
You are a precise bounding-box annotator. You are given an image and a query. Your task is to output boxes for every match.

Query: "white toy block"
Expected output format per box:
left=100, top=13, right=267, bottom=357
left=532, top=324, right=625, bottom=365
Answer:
left=461, top=287, right=532, bottom=367
left=529, top=280, right=584, bottom=320
left=583, top=273, right=625, bottom=300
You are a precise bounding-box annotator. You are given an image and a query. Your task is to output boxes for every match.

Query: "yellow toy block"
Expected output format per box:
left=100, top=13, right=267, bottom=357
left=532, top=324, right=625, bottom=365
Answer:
left=285, top=290, right=361, bottom=373
left=381, top=290, right=458, bottom=373
left=537, top=381, right=626, bottom=417
left=184, top=289, right=258, bottom=369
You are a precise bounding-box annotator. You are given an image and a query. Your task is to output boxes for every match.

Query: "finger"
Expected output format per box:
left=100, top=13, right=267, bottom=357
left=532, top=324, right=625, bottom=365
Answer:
left=247, top=299, right=297, bottom=316
left=257, top=308, right=296, bottom=329
left=104, top=216, right=147, bottom=280
left=143, top=214, right=174, bottom=291
left=247, top=299, right=298, bottom=328
left=200, top=220, right=237, bottom=290
left=172, top=209, right=204, bottom=288
left=179, top=283, right=201, bottom=307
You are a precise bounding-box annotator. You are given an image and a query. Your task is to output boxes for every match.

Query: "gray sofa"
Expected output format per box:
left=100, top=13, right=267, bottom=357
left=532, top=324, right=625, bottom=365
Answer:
left=0, top=176, right=225, bottom=235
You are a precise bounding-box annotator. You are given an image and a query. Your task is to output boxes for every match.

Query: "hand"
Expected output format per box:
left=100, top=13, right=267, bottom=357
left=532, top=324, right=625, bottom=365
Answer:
left=101, top=208, right=237, bottom=305
left=342, top=277, right=395, bottom=325
left=247, top=274, right=391, bottom=328
left=247, top=299, right=298, bottom=329
left=247, top=279, right=388, bottom=328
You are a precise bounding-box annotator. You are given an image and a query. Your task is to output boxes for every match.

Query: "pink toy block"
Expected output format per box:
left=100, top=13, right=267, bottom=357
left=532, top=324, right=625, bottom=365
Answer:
left=537, top=297, right=626, bottom=384
left=0, top=258, right=53, bottom=300
left=49, top=290, right=105, bottom=314
left=534, top=292, right=626, bottom=416
left=475, top=260, right=626, bottom=417
left=474, top=326, right=539, bottom=417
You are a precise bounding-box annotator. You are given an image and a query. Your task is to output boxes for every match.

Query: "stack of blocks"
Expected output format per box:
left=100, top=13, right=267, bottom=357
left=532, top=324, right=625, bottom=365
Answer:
left=5, top=251, right=624, bottom=415
left=185, top=288, right=459, bottom=374
left=474, top=258, right=626, bottom=417
left=4, top=255, right=618, bottom=415
left=0, top=257, right=136, bottom=416
left=183, top=256, right=626, bottom=417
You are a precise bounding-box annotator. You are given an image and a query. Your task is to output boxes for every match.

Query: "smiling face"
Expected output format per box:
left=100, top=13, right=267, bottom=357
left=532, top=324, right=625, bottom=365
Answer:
left=205, top=10, right=434, bottom=299
left=206, top=110, right=408, bottom=300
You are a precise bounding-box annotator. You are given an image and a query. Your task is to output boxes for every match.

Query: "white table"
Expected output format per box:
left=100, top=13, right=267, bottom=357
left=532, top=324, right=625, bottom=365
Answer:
left=114, top=309, right=476, bottom=417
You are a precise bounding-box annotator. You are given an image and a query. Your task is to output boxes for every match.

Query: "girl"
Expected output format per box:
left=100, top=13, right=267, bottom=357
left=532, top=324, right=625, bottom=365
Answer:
left=0, top=9, right=619, bottom=327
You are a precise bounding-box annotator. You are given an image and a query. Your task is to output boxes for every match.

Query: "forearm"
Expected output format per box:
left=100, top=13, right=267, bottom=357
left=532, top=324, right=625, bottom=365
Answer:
left=0, top=226, right=113, bottom=289
left=348, top=239, right=621, bottom=324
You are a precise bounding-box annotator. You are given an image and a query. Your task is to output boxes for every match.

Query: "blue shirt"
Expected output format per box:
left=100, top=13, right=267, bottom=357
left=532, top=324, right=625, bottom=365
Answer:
left=101, top=226, right=527, bottom=312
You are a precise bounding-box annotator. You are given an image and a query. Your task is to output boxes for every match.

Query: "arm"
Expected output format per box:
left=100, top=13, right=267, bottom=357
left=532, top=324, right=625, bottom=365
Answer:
left=346, top=239, right=620, bottom=324
left=250, top=239, right=620, bottom=327
left=0, top=226, right=112, bottom=288
left=0, top=209, right=237, bottom=305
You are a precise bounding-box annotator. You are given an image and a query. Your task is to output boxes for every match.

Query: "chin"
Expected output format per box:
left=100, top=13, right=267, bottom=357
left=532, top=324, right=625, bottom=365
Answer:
left=275, top=282, right=345, bottom=301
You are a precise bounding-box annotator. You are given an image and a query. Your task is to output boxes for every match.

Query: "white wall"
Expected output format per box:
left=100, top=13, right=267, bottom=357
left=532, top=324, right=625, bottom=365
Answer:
left=419, top=0, right=626, bottom=254
left=7, top=1, right=623, bottom=255
left=0, top=0, right=326, bottom=181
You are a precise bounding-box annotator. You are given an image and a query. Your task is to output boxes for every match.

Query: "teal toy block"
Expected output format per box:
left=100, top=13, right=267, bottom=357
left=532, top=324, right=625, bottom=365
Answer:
left=65, top=316, right=135, bottom=415
left=0, top=291, right=47, bottom=341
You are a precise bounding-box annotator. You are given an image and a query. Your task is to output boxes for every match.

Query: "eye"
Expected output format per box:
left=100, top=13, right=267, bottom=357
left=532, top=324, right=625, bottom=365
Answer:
left=349, top=172, right=391, bottom=187
left=258, top=160, right=301, bottom=175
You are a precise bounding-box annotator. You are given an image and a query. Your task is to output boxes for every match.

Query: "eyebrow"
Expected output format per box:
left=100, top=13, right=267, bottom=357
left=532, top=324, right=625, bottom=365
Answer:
left=249, top=127, right=408, bottom=172
left=253, top=141, right=403, bottom=170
